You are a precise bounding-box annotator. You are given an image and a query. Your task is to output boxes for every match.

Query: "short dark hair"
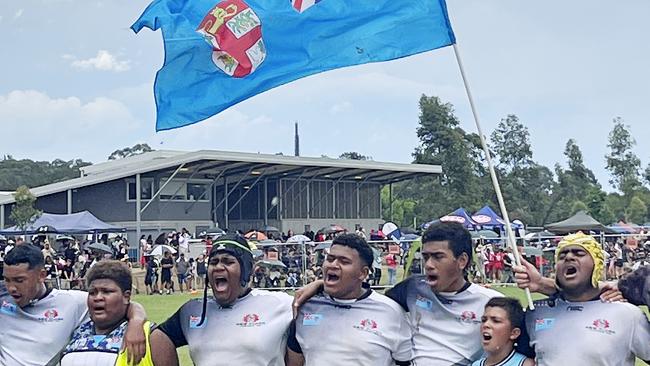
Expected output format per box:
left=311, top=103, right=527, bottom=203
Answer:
left=619, top=265, right=650, bottom=306
left=86, top=260, right=132, bottom=293
left=331, top=233, right=374, bottom=268
left=4, top=244, right=44, bottom=270
left=485, top=297, right=525, bottom=330
left=422, top=222, right=472, bottom=270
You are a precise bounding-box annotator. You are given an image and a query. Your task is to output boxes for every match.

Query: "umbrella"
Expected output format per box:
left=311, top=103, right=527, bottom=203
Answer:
left=256, top=239, right=279, bottom=247
left=471, top=230, right=500, bottom=239
left=244, top=231, right=268, bottom=241
left=251, top=249, right=264, bottom=258
left=150, top=244, right=177, bottom=256
left=522, top=246, right=543, bottom=257
left=206, top=227, right=226, bottom=235
left=400, top=234, right=419, bottom=241
left=318, top=224, right=345, bottom=234
left=55, top=235, right=75, bottom=241
left=315, top=242, right=332, bottom=250
left=257, top=259, right=287, bottom=268
left=287, top=234, right=312, bottom=243
left=86, top=242, right=113, bottom=254
left=0, top=235, right=6, bottom=241
left=260, top=225, right=279, bottom=233
left=36, top=225, right=58, bottom=234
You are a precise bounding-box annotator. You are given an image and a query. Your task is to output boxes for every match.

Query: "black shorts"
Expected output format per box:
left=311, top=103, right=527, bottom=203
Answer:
left=162, top=271, right=172, bottom=283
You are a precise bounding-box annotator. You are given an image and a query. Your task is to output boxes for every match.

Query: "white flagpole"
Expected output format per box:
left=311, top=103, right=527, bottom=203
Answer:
left=452, top=44, right=535, bottom=310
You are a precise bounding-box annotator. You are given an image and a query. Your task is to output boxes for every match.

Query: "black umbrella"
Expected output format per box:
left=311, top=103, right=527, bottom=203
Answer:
left=400, top=227, right=418, bottom=235
left=86, top=242, right=113, bottom=254
left=36, top=225, right=58, bottom=234
left=260, top=225, right=279, bottom=233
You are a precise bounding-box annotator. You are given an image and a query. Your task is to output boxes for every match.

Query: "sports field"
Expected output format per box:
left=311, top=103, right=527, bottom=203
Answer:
left=134, top=286, right=649, bottom=366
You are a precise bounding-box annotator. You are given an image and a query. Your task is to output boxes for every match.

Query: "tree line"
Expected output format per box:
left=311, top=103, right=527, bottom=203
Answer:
left=380, top=95, right=650, bottom=227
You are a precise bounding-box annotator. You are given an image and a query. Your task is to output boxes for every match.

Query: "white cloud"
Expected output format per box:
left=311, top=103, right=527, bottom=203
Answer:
left=14, top=9, right=23, bottom=20
left=68, top=50, right=131, bottom=72
left=329, top=101, right=353, bottom=115
left=0, top=90, right=142, bottom=161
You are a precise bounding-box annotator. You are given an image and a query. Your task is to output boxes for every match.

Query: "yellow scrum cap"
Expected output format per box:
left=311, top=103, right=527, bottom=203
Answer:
left=555, top=232, right=605, bottom=288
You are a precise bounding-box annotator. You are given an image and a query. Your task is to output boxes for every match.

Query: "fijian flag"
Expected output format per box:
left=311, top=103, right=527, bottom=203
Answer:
left=292, top=0, right=322, bottom=13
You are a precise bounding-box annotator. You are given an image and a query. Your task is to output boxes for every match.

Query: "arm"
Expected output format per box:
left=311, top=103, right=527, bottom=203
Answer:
left=522, top=358, right=535, bottom=366
left=293, top=280, right=323, bottom=318
left=514, top=257, right=626, bottom=301
left=150, top=329, right=179, bottom=366
left=123, top=302, right=147, bottom=365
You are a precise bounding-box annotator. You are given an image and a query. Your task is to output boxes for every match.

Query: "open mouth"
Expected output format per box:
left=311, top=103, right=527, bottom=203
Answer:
left=92, top=305, right=106, bottom=314
left=425, top=274, right=438, bottom=286
left=213, top=277, right=229, bottom=292
left=324, top=272, right=340, bottom=285
left=564, top=265, right=578, bottom=279
left=482, top=332, right=492, bottom=342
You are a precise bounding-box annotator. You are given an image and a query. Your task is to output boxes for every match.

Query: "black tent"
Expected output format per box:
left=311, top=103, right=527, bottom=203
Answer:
left=545, top=211, right=613, bottom=234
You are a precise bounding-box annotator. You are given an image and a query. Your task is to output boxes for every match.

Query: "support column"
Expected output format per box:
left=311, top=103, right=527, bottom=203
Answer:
left=136, top=174, right=142, bottom=250
left=356, top=183, right=360, bottom=219
left=263, top=178, right=268, bottom=226
left=332, top=181, right=336, bottom=219
left=0, top=204, right=4, bottom=229
left=389, top=183, right=393, bottom=222
left=224, top=177, right=229, bottom=229
left=67, top=189, right=73, bottom=214
left=306, top=181, right=310, bottom=220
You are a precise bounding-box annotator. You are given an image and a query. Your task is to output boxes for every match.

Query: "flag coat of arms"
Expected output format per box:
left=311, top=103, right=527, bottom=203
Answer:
left=132, top=0, right=456, bottom=131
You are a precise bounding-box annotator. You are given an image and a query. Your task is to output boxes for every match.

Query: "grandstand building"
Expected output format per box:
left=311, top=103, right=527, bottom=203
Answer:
left=0, top=150, right=440, bottom=240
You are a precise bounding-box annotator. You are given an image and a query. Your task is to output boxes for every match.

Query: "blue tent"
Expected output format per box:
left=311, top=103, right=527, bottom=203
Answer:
left=0, top=211, right=125, bottom=235
left=471, top=205, right=523, bottom=229
left=439, top=208, right=478, bottom=229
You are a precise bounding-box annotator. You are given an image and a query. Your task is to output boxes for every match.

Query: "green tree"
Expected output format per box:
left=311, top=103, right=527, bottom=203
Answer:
left=108, top=143, right=154, bottom=160
left=626, top=196, right=647, bottom=223
left=490, top=114, right=533, bottom=172
left=0, top=157, right=91, bottom=191
left=411, top=95, right=485, bottom=216
left=338, top=152, right=371, bottom=160
left=9, top=186, right=41, bottom=232
left=570, top=200, right=588, bottom=215
left=605, top=117, right=641, bottom=193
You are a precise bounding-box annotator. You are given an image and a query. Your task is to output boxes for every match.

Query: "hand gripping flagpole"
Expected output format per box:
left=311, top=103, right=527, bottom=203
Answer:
left=452, top=44, right=535, bottom=310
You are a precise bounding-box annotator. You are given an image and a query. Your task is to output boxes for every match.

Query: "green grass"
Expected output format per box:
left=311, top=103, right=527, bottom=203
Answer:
left=134, top=286, right=649, bottom=366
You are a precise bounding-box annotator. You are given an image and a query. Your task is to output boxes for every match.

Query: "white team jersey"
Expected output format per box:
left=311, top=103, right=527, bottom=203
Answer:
left=0, top=288, right=88, bottom=366
left=386, top=276, right=502, bottom=365
left=159, top=289, right=293, bottom=366
left=290, top=290, right=412, bottom=366
left=526, top=297, right=650, bottom=366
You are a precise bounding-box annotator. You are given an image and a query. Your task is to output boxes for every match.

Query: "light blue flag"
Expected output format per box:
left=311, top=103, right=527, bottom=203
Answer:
left=132, top=0, right=456, bottom=131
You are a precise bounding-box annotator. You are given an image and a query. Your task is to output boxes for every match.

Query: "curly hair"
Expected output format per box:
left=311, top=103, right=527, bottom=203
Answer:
left=618, top=265, right=650, bottom=306
left=86, top=260, right=132, bottom=293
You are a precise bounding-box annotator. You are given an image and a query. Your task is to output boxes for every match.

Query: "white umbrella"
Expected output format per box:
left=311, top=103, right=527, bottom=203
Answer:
left=287, top=234, right=312, bottom=243
left=150, top=244, right=177, bottom=256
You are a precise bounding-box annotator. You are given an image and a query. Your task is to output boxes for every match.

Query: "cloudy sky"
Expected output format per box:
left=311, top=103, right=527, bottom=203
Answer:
left=1, top=0, right=648, bottom=192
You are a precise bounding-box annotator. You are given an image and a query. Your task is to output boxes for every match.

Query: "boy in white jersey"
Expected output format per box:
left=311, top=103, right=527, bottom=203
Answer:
left=295, top=222, right=503, bottom=365
left=516, top=233, right=650, bottom=365
left=471, top=297, right=533, bottom=366
left=151, top=234, right=294, bottom=366
left=286, top=234, right=412, bottom=366
left=1, top=244, right=148, bottom=366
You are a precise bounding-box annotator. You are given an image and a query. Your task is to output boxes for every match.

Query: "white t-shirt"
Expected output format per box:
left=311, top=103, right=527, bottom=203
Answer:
left=289, top=290, right=412, bottom=366
left=0, top=288, right=88, bottom=366
left=158, top=289, right=293, bottom=366
left=386, top=275, right=502, bottom=365
left=526, top=297, right=650, bottom=365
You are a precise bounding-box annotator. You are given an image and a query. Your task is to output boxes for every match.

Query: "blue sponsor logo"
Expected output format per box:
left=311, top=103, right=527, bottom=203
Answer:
left=189, top=315, right=206, bottom=329
left=415, top=296, right=433, bottom=311
left=302, top=313, right=323, bottom=326
left=1, top=300, right=17, bottom=316
left=534, top=318, right=555, bottom=331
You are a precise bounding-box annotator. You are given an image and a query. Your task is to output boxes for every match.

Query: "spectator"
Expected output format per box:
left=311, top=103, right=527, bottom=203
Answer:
left=385, top=251, right=398, bottom=285
left=187, top=257, right=196, bottom=292
left=41, top=242, right=56, bottom=261
left=144, top=255, right=159, bottom=295
left=179, top=228, right=190, bottom=254
left=195, top=254, right=206, bottom=290
left=175, top=253, right=189, bottom=293
left=160, top=251, right=174, bottom=295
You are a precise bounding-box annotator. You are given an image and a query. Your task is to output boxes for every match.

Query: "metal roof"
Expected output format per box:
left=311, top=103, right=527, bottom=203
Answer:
left=0, top=149, right=441, bottom=205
